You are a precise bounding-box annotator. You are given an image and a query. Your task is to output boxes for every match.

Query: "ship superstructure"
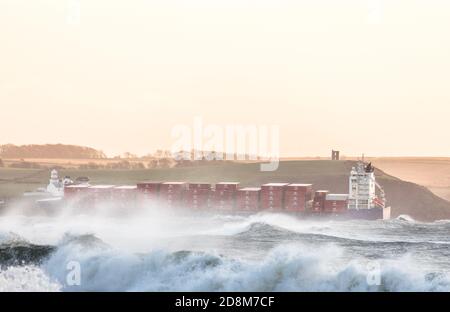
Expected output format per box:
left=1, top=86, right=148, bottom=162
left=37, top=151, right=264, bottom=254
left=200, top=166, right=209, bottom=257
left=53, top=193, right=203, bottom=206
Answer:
left=347, top=161, right=390, bottom=219
left=348, top=162, right=385, bottom=210
left=46, top=169, right=64, bottom=197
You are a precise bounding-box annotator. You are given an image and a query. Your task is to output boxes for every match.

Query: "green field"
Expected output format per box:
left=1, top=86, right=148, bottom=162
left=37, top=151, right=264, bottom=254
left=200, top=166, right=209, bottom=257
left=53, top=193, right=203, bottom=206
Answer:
left=1, top=160, right=449, bottom=221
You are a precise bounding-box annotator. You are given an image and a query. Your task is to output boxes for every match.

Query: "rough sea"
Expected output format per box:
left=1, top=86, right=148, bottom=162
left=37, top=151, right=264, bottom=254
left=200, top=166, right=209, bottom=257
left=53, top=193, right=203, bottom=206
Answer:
left=1, top=203, right=450, bottom=292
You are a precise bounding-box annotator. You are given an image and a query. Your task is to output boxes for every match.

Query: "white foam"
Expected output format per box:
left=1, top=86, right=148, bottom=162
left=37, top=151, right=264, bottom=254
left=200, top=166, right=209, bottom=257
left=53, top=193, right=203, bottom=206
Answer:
left=2, top=202, right=450, bottom=292
left=40, top=241, right=450, bottom=292
left=0, top=266, right=61, bottom=292
left=395, top=215, right=416, bottom=223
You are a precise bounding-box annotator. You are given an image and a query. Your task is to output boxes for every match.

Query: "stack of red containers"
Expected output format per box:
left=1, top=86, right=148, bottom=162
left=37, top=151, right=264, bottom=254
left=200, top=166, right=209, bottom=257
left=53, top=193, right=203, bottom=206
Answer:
left=260, top=183, right=289, bottom=211
left=88, top=185, right=115, bottom=208
left=185, top=183, right=212, bottom=210
left=64, top=184, right=90, bottom=208
left=312, top=190, right=329, bottom=213
left=213, top=182, right=239, bottom=211
left=159, top=182, right=187, bottom=209
left=284, top=184, right=313, bottom=212
left=236, top=187, right=261, bottom=211
left=113, top=186, right=138, bottom=208
left=323, top=194, right=348, bottom=213
left=136, top=181, right=161, bottom=203
left=64, top=184, right=89, bottom=200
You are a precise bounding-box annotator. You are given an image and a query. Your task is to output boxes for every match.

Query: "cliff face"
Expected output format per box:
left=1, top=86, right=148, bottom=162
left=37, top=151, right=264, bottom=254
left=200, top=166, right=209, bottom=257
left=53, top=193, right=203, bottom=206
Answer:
left=377, top=178, right=450, bottom=221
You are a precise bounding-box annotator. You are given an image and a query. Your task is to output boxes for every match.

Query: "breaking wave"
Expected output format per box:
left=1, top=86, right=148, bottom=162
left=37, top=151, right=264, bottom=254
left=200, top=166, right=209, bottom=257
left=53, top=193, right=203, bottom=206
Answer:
left=395, top=215, right=416, bottom=223
left=2, top=211, right=450, bottom=292
left=0, top=266, right=61, bottom=292
left=1, top=233, right=447, bottom=292
left=37, top=236, right=450, bottom=292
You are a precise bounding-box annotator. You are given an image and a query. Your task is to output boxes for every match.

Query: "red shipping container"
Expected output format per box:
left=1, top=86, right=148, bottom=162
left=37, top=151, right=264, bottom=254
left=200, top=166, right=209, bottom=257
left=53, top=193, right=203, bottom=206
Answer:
left=160, top=182, right=187, bottom=192
left=261, top=183, right=289, bottom=191
left=260, top=183, right=288, bottom=210
left=260, top=191, right=284, bottom=197
left=314, top=190, right=329, bottom=198
left=286, top=183, right=312, bottom=191
left=236, top=187, right=261, bottom=211
left=215, top=182, right=240, bottom=192
left=188, top=183, right=212, bottom=190
left=160, top=182, right=187, bottom=208
left=185, top=185, right=212, bottom=210
left=137, top=182, right=161, bottom=199
left=312, top=201, right=322, bottom=213
left=113, top=186, right=138, bottom=208
left=323, top=200, right=348, bottom=213
left=212, top=189, right=237, bottom=211
left=261, top=198, right=283, bottom=210
left=284, top=184, right=313, bottom=212
left=260, top=193, right=284, bottom=201
left=136, top=182, right=161, bottom=208
left=286, top=184, right=313, bottom=201
left=184, top=198, right=211, bottom=210
left=64, top=184, right=90, bottom=200
left=323, top=194, right=348, bottom=213
left=136, top=182, right=160, bottom=207
left=312, top=190, right=329, bottom=213
left=64, top=185, right=90, bottom=209
left=286, top=200, right=313, bottom=212
left=88, top=185, right=115, bottom=207
left=284, top=192, right=307, bottom=212
left=137, top=181, right=161, bottom=190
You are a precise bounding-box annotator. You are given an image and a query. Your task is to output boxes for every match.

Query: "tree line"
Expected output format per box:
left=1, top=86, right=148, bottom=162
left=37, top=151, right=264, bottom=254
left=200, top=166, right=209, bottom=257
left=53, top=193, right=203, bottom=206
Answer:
left=0, top=144, right=107, bottom=159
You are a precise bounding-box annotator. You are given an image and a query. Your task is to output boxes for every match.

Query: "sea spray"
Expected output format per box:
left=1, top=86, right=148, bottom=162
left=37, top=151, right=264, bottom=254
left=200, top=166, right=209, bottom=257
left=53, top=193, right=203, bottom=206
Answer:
left=39, top=239, right=450, bottom=292
left=0, top=266, right=61, bottom=292
left=2, top=205, right=450, bottom=292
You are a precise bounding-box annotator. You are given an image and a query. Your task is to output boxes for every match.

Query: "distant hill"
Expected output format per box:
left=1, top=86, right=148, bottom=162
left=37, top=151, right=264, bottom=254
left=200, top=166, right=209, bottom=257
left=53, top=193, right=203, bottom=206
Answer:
left=0, top=144, right=106, bottom=159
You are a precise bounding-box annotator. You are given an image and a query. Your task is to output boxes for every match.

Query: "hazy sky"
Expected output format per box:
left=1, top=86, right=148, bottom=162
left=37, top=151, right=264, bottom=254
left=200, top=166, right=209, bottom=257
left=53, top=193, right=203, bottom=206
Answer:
left=1, top=0, right=449, bottom=157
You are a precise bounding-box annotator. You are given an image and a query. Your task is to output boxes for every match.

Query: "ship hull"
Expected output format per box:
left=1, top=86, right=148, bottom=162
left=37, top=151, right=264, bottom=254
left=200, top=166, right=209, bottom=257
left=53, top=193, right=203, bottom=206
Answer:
left=280, top=207, right=391, bottom=220
left=171, top=207, right=392, bottom=221
left=342, top=207, right=391, bottom=220
left=246, top=207, right=391, bottom=220
left=33, top=200, right=392, bottom=221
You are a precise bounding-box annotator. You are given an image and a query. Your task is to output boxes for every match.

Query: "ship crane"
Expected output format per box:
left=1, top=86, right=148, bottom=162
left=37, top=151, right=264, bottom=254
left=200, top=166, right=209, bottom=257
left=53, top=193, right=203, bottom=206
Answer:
left=374, top=181, right=386, bottom=208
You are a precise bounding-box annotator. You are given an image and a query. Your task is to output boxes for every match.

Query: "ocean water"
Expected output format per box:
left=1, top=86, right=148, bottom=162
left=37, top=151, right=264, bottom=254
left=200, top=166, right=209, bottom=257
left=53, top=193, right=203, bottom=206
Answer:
left=1, top=204, right=450, bottom=292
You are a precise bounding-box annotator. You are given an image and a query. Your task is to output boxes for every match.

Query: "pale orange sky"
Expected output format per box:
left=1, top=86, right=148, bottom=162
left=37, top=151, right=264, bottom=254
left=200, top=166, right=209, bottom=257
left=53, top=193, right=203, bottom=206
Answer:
left=0, top=0, right=449, bottom=157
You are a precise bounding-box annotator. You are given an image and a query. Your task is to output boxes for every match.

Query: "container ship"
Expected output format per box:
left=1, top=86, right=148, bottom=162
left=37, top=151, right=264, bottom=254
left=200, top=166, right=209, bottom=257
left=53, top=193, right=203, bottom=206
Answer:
left=32, top=161, right=390, bottom=220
